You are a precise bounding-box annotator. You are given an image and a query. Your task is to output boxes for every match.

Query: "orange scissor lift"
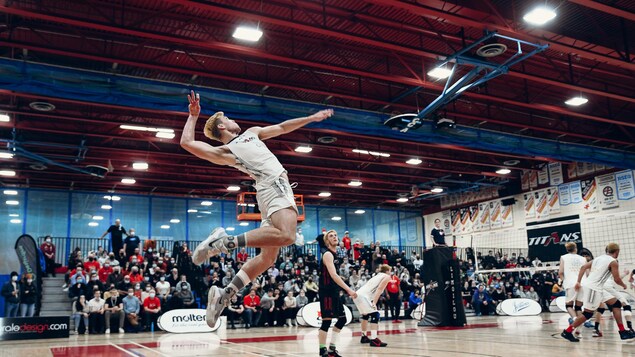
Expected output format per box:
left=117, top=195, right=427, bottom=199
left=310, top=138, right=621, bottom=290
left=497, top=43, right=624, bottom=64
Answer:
left=236, top=192, right=305, bottom=222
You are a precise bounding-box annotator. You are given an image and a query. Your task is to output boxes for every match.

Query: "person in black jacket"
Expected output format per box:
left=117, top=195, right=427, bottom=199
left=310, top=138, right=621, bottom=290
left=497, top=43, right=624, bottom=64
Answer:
left=2, top=271, right=21, bottom=317
left=19, top=274, right=37, bottom=317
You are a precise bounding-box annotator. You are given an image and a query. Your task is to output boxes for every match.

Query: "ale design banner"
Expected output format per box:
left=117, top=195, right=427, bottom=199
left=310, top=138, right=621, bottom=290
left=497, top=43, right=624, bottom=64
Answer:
left=581, top=179, right=598, bottom=213
left=569, top=181, right=582, bottom=204
left=559, top=183, right=571, bottom=206
left=547, top=187, right=560, bottom=214
left=524, top=193, right=535, bottom=220
left=597, top=174, right=618, bottom=210
left=527, top=222, right=583, bottom=262
left=548, top=163, right=563, bottom=186
left=535, top=190, right=549, bottom=221
left=489, top=200, right=502, bottom=230
left=538, top=165, right=549, bottom=185
left=501, top=204, right=513, bottom=228
left=478, top=202, right=490, bottom=232
left=14, top=234, right=42, bottom=304
left=615, top=170, right=635, bottom=200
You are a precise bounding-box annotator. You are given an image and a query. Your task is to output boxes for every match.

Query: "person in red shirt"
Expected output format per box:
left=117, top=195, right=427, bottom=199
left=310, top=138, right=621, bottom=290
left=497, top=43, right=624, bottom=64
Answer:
left=98, top=262, right=113, bottom=283
left=243, top=288, right=261, bottom=329
left=143, top=289, right=161, bottom=331
left=353, top=239, right=363, bottom=261
left=83, top=253, right=101, bottom=274
left=386, top=273, right=402, bottom=323
left=342, top=231, right=352, bottom=256
left=40, top=236, right=57, bottom=277
left=236, top=248, right=249, bottom=265
left=128, top=248, right=144, bottom=264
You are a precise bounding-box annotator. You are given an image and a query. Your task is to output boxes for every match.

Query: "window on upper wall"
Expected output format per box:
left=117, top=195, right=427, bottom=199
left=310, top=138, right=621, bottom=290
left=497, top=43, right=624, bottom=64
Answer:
left=187, top=199, right=222, bottom=246
left=399, top=211, right=423, bottom=249
left=317, top=207, right=347, bottom=236
left=151, top=197, right=186, bottom=243
left=111, top=194, right=149, bottom=241
left=26, top=189, right=69, bottom=239
left=1, top=188, right=25, bottom=273
left=346, top=208, right=374, bottom=244
left=299, top=206, right=319, bottom=239
left=373, top=210, right=399, bottom=247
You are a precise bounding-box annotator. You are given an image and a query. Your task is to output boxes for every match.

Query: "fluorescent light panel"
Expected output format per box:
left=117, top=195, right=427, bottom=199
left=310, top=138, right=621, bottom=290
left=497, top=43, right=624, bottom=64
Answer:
left=232, top=26, right=263, bottom=42
left=318, top=192, right=331, bottom=197
left=0, top=170, right=16, bottom=176
left=227, top=186, right=241, bottom=191
left=10, top=218, right=22, bottom=224
left=295, top=146, right=313, bottom=153
left=564, top=96, right=588, bottom=106
left=160, top=225, right=170, bottom=229
left=354, top=210, right=365, bottom=214
left=121, top=178, right=136, bottom=184
left=406, top=158, right=422, bottom=165
left=331, top=216, right=342, bottom=221
left=156, top=132, right=176, bottom=139
left=0, top=152, right=14, bottom=159
left=170, top=218, right=181, bottom=223
left=396, top=197, right=409, bottom=203
left=496, top=168, right=511, bottom=175
left=427, top=67, right=452, bottom=79
left=92, top=215, right=104, bottom=220
left=352, top=149, right=390, bottom=158
left=239, top=222, right=249, bottom=226
left=200, top=201, right=213, bottom=206
left=120, top=125, right=174, bottom=133
left=3, top=190, right=18, bottom=195
left=88, top=222, right=99, bottom=227
left=6, top=200, right=19, bottom=205
left=348, top=180, right=362, bottom=187
left=132, top=162, right=149, bottom=170
left=523, top=7, right=557, bottom=25
left=431, top=187, right=444, bottom=193
left=0, top=114, right=10, bottom=122
left=226, top=227, right=236, bottom=232
left=187, top=209, right=198, bottom=213
left=101, top=204, right=112, bottom=210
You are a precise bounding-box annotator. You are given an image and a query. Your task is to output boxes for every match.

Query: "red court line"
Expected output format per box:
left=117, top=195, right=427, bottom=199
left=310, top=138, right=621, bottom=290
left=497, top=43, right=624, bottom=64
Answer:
left=223, top=327, right=420, bottom=344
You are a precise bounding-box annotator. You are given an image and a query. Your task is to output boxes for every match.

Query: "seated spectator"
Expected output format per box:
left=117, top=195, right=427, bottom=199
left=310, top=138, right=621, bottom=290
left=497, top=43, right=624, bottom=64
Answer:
left=525, top=286, right=540, bottom=303
left=2, top=272, right=20, bottom=317
left=175, top=275, right=191, bottom=292
left=490, top=284, right=506, bottom=312
left=69, top=276, right=88, bottom=300
left=86, top=273, right=105, bottom=293
left=19, top=274, right=36, bottom=317
left=122, top=288, right=141, bottom=332
left=128, top=247, right=144, bottom=264
left=87, top=290, right=106, bottom=334
left=413, top=255, right=423, bottom=271
left=71, top=295, right=90, bottom=334
left=259, top=289, right=276, bottom=327
left=243, top=289, right=261, bottom=329
left=128, top=266, right=143, bottom=284
left=226, top=295, right=244, bottom=329
left=209, top=272, right=223, bottom=288
left=104, top=288, right=125, bottom=334
left=174, top=282, right=196, bottom=309
left=106, top=252, right=120, bottom=267
left=155, top=275, right=171, bottom=301
left=552, top=282, right=565, bottom=297
left=407, top=290, right=422, bottom=318
left=283, top=290, right=297, bottom=326
left=99, top=262, right=113, bottom=283
left=133, top=283, right=143, bottom=301
left=84, top=253, right=101, bottom=273
left=471, top=285, right=493, bottom=316
left=143, top=290, right=161, bottom=331
left=303, top=277, right=318, bottom=302
left=117, top=275, right=132, bottom=295
left=69, top=265, right=87, bottom=286
left=296, top=289, right=309, bottom=310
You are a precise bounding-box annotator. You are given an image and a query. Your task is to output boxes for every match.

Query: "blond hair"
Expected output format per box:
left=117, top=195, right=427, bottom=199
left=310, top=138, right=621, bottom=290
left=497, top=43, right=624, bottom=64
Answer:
left=203, top=111, right=224, bottom=141
left=565, top=242, right=577, bottom=253
left=606, top=243, right=620, bottom=254
left=379, top=264, right=391, bottom=274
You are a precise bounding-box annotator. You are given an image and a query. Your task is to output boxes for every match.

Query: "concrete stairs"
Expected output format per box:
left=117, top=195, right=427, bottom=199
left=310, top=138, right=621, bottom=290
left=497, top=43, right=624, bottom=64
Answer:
left=40, top=276, right=73, bottom=326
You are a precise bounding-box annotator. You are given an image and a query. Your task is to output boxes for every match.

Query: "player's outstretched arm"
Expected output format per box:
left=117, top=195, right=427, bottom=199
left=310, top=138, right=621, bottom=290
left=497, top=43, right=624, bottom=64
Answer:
left=323, top=252, right=357, bottom=298
left=180, top=91, right=232, bottom=166
left=255, top=109, right=334, bottom=140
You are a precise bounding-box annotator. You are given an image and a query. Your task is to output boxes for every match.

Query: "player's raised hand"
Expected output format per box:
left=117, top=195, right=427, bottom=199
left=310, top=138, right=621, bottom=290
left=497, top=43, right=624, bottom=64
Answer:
left=188, top=90, right=201, bottom=117
left=309, top=109, right=334, bottom=122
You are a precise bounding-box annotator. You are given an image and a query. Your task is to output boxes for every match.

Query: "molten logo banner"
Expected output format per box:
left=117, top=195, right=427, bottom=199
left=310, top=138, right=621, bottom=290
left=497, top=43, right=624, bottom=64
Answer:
left=527, top=222, right=583, bottom=261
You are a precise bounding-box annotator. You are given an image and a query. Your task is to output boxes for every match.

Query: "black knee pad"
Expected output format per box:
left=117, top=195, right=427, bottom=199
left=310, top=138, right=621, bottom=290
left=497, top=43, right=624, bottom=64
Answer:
left=334, top=316, right=346, bottom=330
left=320, top=319, right=331, bottom=332
left=565, top=303, right=574, bottom=308
left=361, top=314, right=370, bottom=321
left=611, top=301, right=623, bottom=309
left=369, top=312, right=380, bottom=324
left=624, top=305, right=632, bottom=312
left=582, top=311, right=594, bottom=320
left=597, top=307, right=606, bottom=314
left=574, top=305, right=582, bottom=312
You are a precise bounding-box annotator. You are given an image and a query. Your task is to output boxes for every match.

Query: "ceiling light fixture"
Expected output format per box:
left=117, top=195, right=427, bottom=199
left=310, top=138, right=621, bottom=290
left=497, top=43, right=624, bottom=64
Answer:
left=160, top=225, right=170, bottom=229
left=496, top=168, right=512, bottom=175
left=232, top=26, right=263, bottom=42
left=88, top=222, right=99, bottom=227
left=406, top=158, right=422, bottom=165
left=111, top=196, right=121, bottom=201
left=523, top=7, right=557, bottom=25
left=431, top=187, right=444, bottom=193
left=121, top=178, right=136, bottom=184
left=227, top=186, right=241, bottom=192
left=187, top=209, right=198, bottom=213
left=318, top=192, right=331, bottom=197
left=92, top=215, right=104, bottom=220
left=331, top=216, right=342, bottom=221
left=226, top=227, right=236, bottom=232
left=6, top=200, right=19, bottom=205
left=348, top=180, right=362, bottom=187
left=101, top=204, right=112, bottom=210
left=201, top=201, right=213, bottom=206
left=120, top=125, right=174, bottom=133
left=239, top=222, right=249, bottom=226
left=0, top=152, right=14, bottom=159
left=0, top=170, right=16, bottom=176
left=427, top=67, right=453, bottom=79
left=0, top=113, right=10, bottom=122
left=3, top=190, right=18, bottom=195
left=352, top=149, right=390, bottom=158
left=132, top=162, right=149, bottom=170
left=564, top=96, right=588, bottom=106
left=396, top=197, right=409, bottom=203
left=294, top=145, right=313, bottom=153
left=170, top=218, right=181, bottom=224
left=354, top=209, right=366, bottom=214
left=9, top=213, right=19, bottom=217
left=10, top=218, right=22, bottom=224
left=156, top=132, right=176, bottom=139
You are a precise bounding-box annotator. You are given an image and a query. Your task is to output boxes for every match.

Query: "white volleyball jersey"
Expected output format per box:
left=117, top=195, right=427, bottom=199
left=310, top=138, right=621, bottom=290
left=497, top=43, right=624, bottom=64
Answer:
left=561, top=253, right=587, bottom=289
left=226, top=130, right=286, bottom=190
left=583, top=254, right=616, bottom=291
left=357, top=272, right=389, bottom=297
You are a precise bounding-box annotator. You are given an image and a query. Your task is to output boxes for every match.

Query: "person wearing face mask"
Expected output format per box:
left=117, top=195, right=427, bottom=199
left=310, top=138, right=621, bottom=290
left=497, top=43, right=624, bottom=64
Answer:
left=122, top=288, right=141, bottom=332
left=2, top=272, right=21, bottom=317
left=106, top=253, right=120, bottom=267
left=117, top=275, right=132, bottom=295
left=303, top=277, right=318, bottom=302
left=98, top=262, right=113, bottom=283
left=84, top=254, right=101, bottom=273
left=491, top=284, right=506, bottom=312
left=133, top=284, right=143, bottom=301
left=155, top=275, right=170, bottom=301
left=295, top=227, right=305, bottom=259
left=41, top=235, right=57, bottom=277
left=174, top=282, right=196, bottom=309
left=141, top=284, right=152, bottom=302
left=104, top=288, right=125, bottom=334
left=100, top=218, right=129, bottom=258
left=87, top=273, right=105, bottom=293
left=19, top=274, right=37, bottom=317
left=128, top=248, right=144, bottom=266
left=69, top=276, right=88, bottom=299
left=70, top=265, right=87, bottom=286
left=71, top=295, right=90, bottom=334
left=175, top=275, right=191, bottom=293
left=123, top=228, right=141, bottom=261
left=128, top=266, right=143, bottom=284
left=143, top=289, right=161, bottom=331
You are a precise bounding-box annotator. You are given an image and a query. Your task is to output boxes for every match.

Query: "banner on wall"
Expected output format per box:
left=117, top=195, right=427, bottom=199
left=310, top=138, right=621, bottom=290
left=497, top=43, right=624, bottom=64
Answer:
left=521, top=170, right=530, bottom=191
left=547, top=187, right=560, bottom=214
left=616, top=170, right=635, bottom=200
left=548, top=163, right=564, bottom=186
left=535, top=190, right=550, bottom=221
left=538, top=165, right=549, bottom=185
left=489, top=200, right=502, bottom=230
left=441, top=211, right=451, bottom=236
left=524, top=193, right=535, bottom=220
left=478, top=202, right=490, bottom=232
left=576, top=162, right=586, bottom=177
left=581, top=178, right=598, bottom=213
left=596, top=173, right=618, bottom=210
left=559, top=183, right=571, bottom=206
left=501, top=204, right=513, bottom=228
left=460, top=207, right=472, bottom=234
left=567, top=163, right=577, bottom=179
left=529, top=170, right=538, bottom=189
left=594, top=164, right=605, bottom=172
left=450, top=209, right=460, bottom=235
left=469, top=205, right=479, bottom=232
left=527, top=221, right=583, bottom=262
left=569, top=181, right=583, bottom=204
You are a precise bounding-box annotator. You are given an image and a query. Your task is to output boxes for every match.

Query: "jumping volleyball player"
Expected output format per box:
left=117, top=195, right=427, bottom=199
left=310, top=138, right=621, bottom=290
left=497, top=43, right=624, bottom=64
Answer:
left=317, top=230, right=357, bottom=357
left=354, top=264, right=391, bottom=347
left=180, top=91, right=333, bottom=327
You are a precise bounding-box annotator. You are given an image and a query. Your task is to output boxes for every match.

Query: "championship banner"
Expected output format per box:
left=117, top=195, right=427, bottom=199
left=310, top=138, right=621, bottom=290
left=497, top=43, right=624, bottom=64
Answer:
left=558, top=183, right=571, bottom=206
left=469, top=206, right=479, bottom=232
left=0, top=316, right=69, bottom=340
left=441, top=211, right=451, bottom=234
left=460, top=207, right=472, bottom=234
left=521, top=170, right=530, bottom=191
left=524, top=193, right=535, bottom=220
left=478, top=202, right=490, bottom=232
left=535, top=190, right=549, bottom=221
left=529, top=170, right=538, bottom=189
left=597, top=173, right=618, bottom=210
left=450, top=209, right=460, bottom=235
left=584, top=163, right=595, bottom=175
left=440, top=195, right=449, bottom=209
left=616, top=170, right=635, bottom=200
left=567, top=163, right=577, bottom=179
left=594, top=164, right=605, bottom=172
left=581, top=178, right=598, bottom=213
left=576, top=162, right=586, bottom=176
left=538, top=165, right=549, bottom=185
left=527, top=221, right=582, bottom=262
left=547, top=187, right=560, bottom=214
left=548, top=163, right=563, bottom=186
left=489, top=200, right=502, bottom=230
left=569, top=181, right=582, bottom=204
left=501, top=204, right=513, bottom=228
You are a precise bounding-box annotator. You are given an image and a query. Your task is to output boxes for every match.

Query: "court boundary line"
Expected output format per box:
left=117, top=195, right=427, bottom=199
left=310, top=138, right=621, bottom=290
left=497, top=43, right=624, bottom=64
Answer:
left=109, top=342, right=139, bottom=357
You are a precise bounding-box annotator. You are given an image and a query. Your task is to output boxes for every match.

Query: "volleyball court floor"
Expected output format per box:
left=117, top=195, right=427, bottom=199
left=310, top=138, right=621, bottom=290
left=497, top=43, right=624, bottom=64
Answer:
left=2, top=314, right=634, bottom=357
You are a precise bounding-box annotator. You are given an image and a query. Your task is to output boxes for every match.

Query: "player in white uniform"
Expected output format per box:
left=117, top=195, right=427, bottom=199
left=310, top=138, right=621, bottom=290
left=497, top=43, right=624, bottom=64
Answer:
left=353, top=264, right=391, bottom=348
left=558, top=242, right=586, bottom=324
left=181, top=91, right=333, bottom=327
left=561, top=243, right=635, bottom=342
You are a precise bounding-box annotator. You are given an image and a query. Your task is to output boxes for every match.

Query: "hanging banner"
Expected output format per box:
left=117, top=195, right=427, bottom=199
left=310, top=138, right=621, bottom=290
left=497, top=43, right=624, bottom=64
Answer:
left=460, top=207, right=472, bottom=234
left=501, top=204, right=513, bottom=228
left=450, top=209, right=460, bottom=235
left=529, top=170, right=538, bottom=189
left=584, top=163, right=595, bottom=175
left=478, top=202, right=490, bottom=232
left=489, top=200, right=502, bottom=230
left=594, top=164, right=605, bottom=172
left=538, top=165, right=549, bottom=185
left=548, top=163, right=563, bottom=186
left=567, top=163, right=577, bottom=179
left=576, top=162, right=587, bottom=176
left=441, top=211, right=452, bottom=235
left=440, top=195, right=449, bottom=209
left=521, top=170, right=530, bottom=191
left=616, top=170, right=635, bottom=200
left=547, top=187, right=560, bottom=214
left=524, top=193, right=535, bottom=220
left=597, top=173, right=618, bottom=210
left=559, top=184, right=571, bottom=206
left=535, top=190, right=550, bottom=221
left=469, top=205, right=479, bottom=232
left=569, top=181, right=583, bottom=204
left=527, top=222, right=582, bottom=262
left=581, top=178, right=598, bottom=213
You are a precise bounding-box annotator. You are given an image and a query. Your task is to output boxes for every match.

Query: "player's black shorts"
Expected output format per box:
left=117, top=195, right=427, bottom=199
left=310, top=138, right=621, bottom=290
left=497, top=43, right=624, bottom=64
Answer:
left=320, top=291, right=344, bottom=319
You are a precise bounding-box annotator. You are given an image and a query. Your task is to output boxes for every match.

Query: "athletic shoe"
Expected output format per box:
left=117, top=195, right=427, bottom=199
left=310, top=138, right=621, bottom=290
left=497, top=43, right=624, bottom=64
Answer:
left=560, top=330, right=579, bottom=342
left=192, top=227, right=230, bottom=265
left=619, top=330, right=635, bottom=340
left=105, top=328, right=110, bottom=334
left=360, top=335, right=371, bottom=344
left=119, top=329, right=124, bottom=334
left=370, top=338, right=387, bottom=347
left=583, top=321, right=594, bottom=328
left=205, top=285, right=228, bottom=328
left=592, top=330, right=603, bottom=337
left=327, top=349, right=342, bottom=357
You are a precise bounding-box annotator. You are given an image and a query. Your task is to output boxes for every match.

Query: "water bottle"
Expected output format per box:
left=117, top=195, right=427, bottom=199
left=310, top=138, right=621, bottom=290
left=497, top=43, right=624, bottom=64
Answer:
left=150, top=322, right=154, bottom=333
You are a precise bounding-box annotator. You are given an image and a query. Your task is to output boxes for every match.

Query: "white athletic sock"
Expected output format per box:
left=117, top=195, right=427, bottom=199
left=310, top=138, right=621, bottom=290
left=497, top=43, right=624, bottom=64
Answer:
left=226, top=270, right=250, bottom=296
left=330, top=331, right=340, bottom=348
left=370, top=330, right=377, bottom=339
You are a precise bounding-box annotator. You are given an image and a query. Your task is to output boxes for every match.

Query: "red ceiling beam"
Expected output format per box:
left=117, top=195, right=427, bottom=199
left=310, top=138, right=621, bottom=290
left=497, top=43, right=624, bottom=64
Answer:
left=568, top=0, right=635, bottom=22
left=2, top=6, right=634, bottom=128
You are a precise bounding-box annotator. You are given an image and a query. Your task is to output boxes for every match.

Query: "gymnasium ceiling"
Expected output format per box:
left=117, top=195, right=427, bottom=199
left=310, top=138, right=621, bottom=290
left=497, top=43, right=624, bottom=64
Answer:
left=0, top=0, right=634, bottom=209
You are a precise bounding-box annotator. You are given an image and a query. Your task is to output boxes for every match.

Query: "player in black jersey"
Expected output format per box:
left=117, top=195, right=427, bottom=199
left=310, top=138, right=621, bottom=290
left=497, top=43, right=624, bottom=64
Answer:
left=317, top=230, right=357, bottom=357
